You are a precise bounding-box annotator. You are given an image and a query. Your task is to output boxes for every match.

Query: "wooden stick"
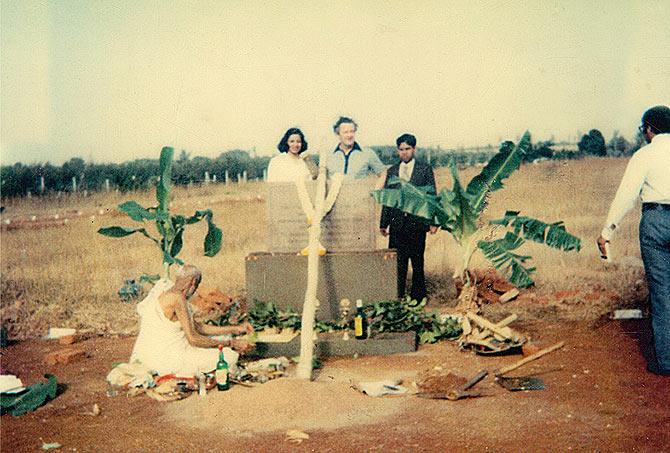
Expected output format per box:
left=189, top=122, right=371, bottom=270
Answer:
left=494, top=341, right=565, bottom=376
left=473, top=314, right=517, bottom=340
left=466, top=312, right=519, bottom=340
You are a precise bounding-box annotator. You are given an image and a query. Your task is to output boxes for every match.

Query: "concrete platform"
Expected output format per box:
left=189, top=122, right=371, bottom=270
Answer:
left=247, top=331, right=417, bottom=359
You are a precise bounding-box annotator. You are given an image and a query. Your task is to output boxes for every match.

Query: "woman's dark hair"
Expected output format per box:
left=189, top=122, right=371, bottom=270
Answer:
left=277, top=128, right=308, bottom=153
left=642, top=105, right=670, bottom=134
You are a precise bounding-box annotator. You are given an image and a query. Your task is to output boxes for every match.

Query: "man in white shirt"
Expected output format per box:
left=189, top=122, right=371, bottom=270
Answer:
left=598, top=105, right=670, bottom=376
left=326, top=116, right=386, bottom=181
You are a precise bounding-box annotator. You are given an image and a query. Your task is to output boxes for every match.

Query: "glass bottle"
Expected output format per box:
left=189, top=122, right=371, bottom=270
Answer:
left=216, top=344, right=230, bottom=391
left=354, top=299, right=368, bottom=340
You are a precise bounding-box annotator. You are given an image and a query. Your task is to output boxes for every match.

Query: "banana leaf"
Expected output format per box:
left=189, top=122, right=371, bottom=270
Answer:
left=118, top=201, right=156, bottom=221
left=449, top=164, right=477, bottom=244
left=372, top=176, right=460, bottom=234
left=466, top=132, right=531, bottom=214
left=477, top=232, right=536, bottom=288
left=490, top=211, right=581, bottom=251
left=371, top=176, right=439, bottom=222
left=196, top=210, right=223, bottom=257
left=156, top=146, right=173, bottom=212
left=97, top=226, right=159, bottom=244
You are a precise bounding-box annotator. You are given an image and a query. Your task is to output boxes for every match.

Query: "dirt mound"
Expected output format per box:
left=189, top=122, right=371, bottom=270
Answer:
left=165, top=377, right=406, bottom=434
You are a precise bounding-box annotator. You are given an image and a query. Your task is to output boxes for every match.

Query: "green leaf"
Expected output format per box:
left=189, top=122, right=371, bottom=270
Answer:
left=371, top=178, right=438, bottom=222
left=449, top=163, right=477, bottom=244
left=156, top=146, right=174, bottom=212
left=139, top=274, right=161, bottom=284
left=466, top=132, right=531, bottom=214
left=98, top=226, right=142, bottom=237
left=162, top=251, right=183, bottom=266
left=118, top=201, right=155, bottom=221
left=200, top=211, right=222, bottom=257
left=490, top=211, right=581, bottom=252
left=0, top=374, right=57, bottom=416
left=477, top=232, right=536, bottom=288
left=170, top=228, right=184, bottom=257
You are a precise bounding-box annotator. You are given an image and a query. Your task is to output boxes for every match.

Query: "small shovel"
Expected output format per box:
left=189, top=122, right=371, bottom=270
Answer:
left=418, top=370, right=488, bottom=401
left=494, top=341, right=564, bottom=392
left=496, top=375, right=545, bottom=391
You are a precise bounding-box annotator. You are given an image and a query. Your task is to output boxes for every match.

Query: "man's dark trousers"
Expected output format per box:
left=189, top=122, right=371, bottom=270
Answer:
left=639, top=203, right=670, bottom=373
left=380, top=160, right=436, bottom=301
left=389, top=223, right=427, bottom=301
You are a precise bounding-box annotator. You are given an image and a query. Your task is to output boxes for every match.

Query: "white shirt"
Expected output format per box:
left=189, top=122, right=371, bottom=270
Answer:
left=602, top=133, right=670, bottom=239
left=399, top=159, right=416, bottom=181
left=266, top=153, right=311, bottom=183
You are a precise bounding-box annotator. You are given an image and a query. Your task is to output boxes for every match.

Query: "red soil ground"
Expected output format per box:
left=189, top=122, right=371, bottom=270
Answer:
left=2, top=319, right=669, bottom=452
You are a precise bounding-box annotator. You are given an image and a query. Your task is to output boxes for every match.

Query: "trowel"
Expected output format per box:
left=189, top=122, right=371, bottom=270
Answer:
left=493, top=341, right=564, bottom=392
left=495, top=375, right=545, bottom=391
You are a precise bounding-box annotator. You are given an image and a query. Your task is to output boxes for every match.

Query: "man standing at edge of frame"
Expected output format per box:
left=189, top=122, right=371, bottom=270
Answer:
left=598, top=104, right=670, bottom=376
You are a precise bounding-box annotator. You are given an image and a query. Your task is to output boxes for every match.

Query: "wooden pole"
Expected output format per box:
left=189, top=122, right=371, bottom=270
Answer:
left=494, top=341, right=565, bottom=376
left=296, top=151, right=328, bottom=380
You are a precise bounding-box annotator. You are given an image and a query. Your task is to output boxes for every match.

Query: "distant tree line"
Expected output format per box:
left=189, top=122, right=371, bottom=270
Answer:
left=0, top=130, right=645, bottom=198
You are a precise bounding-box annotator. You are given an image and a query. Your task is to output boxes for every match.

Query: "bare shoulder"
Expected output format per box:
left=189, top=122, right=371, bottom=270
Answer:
left=158, top=291, right=182, bottom=318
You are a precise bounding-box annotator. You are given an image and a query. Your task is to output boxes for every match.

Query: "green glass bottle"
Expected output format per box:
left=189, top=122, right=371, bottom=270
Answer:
left=354, top=299, right=368, bottom=340
left=216, top=344, right=230, bottom=391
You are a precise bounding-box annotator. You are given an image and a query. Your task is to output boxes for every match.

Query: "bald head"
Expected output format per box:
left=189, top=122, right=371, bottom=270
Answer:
left=174, top=264, right=202, bottom=295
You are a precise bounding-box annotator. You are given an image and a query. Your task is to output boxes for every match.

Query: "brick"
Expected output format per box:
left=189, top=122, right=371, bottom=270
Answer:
left=58, top=335, right=78, bottom=345
left=44, top=349, right=87, bottom=365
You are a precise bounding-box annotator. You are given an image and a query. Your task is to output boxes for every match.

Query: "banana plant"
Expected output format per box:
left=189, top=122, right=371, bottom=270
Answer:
left=98, top=146, right=222, bottom=277
left=372, top=132, right=581, bottom=302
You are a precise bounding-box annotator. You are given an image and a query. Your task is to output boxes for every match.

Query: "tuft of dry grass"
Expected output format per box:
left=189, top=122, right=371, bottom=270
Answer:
left=0, top=157, right=646, bottom=338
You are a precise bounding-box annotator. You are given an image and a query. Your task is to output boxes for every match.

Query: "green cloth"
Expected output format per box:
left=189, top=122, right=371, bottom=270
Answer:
left=1, top=374, right=57, bottom=416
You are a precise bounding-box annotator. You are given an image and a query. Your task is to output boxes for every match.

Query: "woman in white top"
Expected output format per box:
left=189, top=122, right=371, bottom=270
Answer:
left=266, top=127, right=313, bottom=183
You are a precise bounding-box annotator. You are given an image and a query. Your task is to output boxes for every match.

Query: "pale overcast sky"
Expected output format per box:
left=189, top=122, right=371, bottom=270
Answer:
left=1, top=0, right=669, bottom=165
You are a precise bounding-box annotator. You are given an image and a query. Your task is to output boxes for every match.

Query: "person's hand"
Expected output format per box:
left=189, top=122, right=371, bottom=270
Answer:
left=230, top=338, right=255, bottom=354
left=380, top=227, right=389, bottom=237
left=429, top=225, right=438, bottom=235
left=596, top=235, right=609, bottom=260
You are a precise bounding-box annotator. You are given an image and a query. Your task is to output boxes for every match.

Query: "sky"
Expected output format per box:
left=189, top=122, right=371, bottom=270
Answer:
left=1, top=0, right=669, bottom=165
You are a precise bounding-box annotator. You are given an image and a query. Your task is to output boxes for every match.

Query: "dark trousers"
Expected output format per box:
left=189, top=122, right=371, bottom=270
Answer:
left=639, top=204, right=670, bottom=372
left=389, top=229, right=427, bottom=301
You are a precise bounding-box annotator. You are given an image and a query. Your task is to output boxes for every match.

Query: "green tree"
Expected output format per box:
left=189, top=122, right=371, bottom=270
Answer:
left=607, top=131, right=631, bottom=157
left=578, top=129, right=606, bottom=156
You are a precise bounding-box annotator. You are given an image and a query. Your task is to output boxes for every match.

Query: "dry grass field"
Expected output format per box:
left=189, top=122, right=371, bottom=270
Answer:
left=0, top=157, right=646, bottom=339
